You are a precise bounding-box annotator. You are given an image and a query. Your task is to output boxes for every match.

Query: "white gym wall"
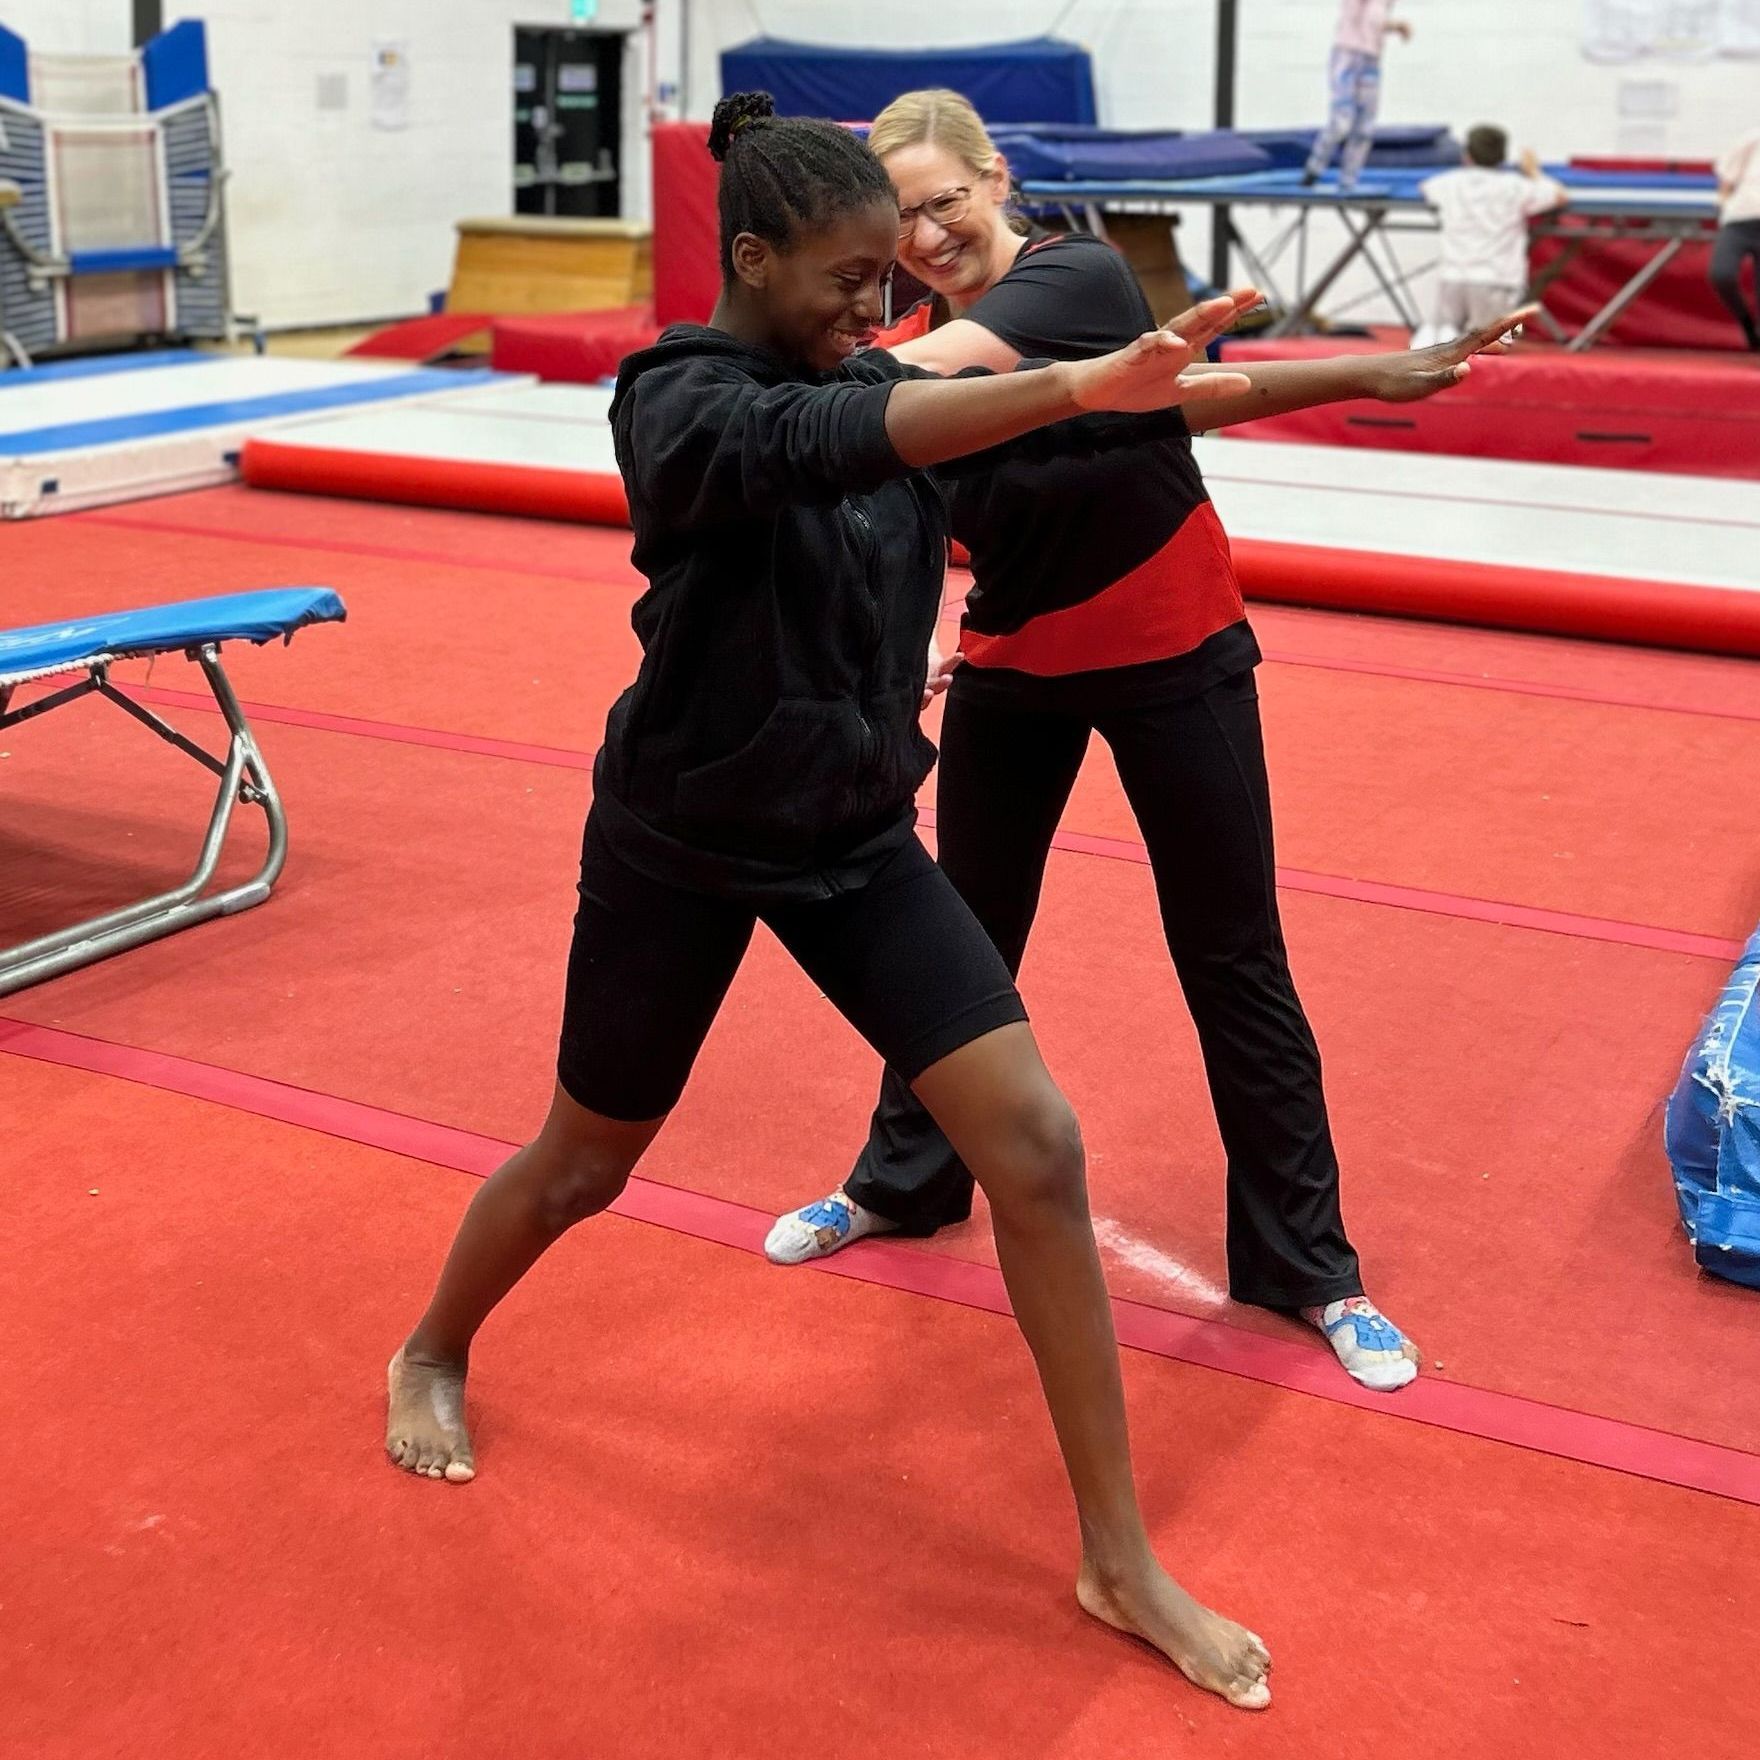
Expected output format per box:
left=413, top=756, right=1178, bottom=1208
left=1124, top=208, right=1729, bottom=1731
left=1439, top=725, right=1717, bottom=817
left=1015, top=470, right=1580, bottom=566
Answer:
left=166, top=1, right=651, bottom=329
left=2, top=1, right=133, bottom=56
left=682, top=2, right=1759, bottom=319
left=4, top=3, right=1755, bottom=328
left=681, top=3, right=1756, bottom=157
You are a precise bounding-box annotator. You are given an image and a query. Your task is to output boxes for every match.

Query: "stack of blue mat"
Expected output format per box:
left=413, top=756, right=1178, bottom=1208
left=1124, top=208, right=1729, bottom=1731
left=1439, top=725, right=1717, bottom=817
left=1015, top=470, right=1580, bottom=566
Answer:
left=1243, top=124, right=1461, bottom=171
left=988, top=126, right=1270, bottom=183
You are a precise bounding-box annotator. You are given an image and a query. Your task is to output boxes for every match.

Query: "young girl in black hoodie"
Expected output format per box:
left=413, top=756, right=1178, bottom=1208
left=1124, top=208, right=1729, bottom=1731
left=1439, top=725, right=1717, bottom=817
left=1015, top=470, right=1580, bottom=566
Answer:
left=386, top=92, right=1272, bottom=1712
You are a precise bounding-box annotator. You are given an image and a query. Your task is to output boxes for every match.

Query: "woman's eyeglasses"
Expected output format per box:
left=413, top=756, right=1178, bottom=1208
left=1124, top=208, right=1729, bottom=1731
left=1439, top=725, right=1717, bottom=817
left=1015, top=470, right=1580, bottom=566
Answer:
left=898, top=186, right=972, bottom=238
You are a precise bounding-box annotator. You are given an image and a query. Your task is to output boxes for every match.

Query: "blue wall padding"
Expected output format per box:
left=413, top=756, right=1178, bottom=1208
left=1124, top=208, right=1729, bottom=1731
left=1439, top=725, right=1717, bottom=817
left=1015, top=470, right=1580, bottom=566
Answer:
left=0, top=23, right=28, bottom=103
left=721, top=37, right=1096, bottom=126
left=1666, top=924, right=1760, bottom=1291
left=143, top=19, right=209, bottom=111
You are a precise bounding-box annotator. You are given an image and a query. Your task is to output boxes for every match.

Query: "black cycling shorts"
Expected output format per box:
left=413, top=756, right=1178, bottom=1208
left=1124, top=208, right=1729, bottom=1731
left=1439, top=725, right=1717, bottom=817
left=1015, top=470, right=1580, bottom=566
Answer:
left=556, top=810, right=1027, bottom=1121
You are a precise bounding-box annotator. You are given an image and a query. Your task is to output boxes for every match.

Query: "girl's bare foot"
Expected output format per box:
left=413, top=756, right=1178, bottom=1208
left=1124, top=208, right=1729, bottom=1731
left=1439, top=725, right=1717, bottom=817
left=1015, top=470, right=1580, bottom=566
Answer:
left=385, top=1345, right=475, bottom=1483
left=1077, top=1557, right=1271, bottom=1710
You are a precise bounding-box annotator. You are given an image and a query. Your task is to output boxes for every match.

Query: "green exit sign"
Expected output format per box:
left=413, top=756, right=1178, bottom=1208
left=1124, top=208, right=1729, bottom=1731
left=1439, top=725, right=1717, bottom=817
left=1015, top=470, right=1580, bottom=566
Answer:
left=571, top=0, right=597, bottom=21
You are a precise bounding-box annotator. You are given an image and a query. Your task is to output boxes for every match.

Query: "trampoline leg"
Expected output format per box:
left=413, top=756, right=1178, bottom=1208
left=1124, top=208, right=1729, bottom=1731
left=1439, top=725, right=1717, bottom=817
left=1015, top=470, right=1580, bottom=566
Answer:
left=0, top=647, right=291, bottom=998
left=1270, top=206, right=1389, bottom=336
left=1569, top=236, right=1687, bottom=352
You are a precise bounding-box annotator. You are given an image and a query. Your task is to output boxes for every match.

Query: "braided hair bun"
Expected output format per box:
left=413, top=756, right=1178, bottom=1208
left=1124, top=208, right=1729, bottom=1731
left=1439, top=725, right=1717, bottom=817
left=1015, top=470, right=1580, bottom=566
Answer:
left=708, top=91, right=776, bottom=163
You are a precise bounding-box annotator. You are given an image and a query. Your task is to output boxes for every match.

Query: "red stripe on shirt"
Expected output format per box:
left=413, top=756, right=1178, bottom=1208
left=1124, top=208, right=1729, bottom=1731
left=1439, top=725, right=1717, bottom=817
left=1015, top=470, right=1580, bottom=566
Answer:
left=874, top=305, right=934, bottom=349
left=958, top=502, right=1244, bottom=676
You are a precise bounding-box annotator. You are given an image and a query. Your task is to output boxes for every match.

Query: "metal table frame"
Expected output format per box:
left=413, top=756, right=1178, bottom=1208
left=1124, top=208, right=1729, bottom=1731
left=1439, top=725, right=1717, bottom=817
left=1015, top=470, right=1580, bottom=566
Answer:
left=1021, top=173, right=1721, bottom=351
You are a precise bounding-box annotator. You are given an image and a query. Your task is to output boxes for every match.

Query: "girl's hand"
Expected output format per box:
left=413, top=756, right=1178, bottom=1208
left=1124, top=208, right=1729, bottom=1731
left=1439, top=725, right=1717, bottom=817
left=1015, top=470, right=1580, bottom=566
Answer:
left=1064, top=290, right=1261, bottom=414
left=1364, top=305, right=1539, bottom=403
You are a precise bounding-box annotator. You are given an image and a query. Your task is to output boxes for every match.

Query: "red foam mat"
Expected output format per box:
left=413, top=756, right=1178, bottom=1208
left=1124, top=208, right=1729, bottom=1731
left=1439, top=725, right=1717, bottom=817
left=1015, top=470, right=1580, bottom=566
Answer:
left=1231, top=537, right=1760, bottom=658
left=483, top=124, right=718, bottom=385
left=490, top=304, right=660, bottom=383
left=236, top=442, right=1760, bottom=657
left=1217, top=340, right=1760, bottom=478
left=239, top=438, right=630, bottom=525
left=344, top=312, right=493, bottom=362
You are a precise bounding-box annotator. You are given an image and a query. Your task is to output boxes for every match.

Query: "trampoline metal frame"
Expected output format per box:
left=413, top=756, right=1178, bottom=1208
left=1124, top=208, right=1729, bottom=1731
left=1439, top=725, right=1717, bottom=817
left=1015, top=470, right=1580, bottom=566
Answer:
left=0, top=642, right=288, bottom=997
left=1026, top=178, right=1718, bottom=351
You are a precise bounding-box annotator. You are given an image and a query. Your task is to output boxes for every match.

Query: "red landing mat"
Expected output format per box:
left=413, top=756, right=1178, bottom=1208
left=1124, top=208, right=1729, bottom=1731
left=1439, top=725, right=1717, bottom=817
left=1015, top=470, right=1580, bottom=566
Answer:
left=1217, top=339, right=1760, bottom=479
left=344, top=313, right=493, bottom=362
left=490, top=304, right=660, bottom=384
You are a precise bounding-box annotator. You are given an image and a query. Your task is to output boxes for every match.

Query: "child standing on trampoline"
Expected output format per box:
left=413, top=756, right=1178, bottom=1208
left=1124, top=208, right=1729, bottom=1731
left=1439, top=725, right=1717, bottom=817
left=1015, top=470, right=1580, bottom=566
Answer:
left=1305, top=0, right=1413, bottom=190
left=386, top=92, right=1274, bottom=1712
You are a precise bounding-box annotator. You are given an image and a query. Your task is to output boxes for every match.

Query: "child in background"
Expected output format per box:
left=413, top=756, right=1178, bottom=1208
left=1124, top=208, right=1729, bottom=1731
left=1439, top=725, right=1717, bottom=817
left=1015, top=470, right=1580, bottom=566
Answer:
left=1304, top=0, right=1413, bottom=191
left=1415, top=126, right=1566, bottom=346
left=1711, top=124, right=1760, bottom=352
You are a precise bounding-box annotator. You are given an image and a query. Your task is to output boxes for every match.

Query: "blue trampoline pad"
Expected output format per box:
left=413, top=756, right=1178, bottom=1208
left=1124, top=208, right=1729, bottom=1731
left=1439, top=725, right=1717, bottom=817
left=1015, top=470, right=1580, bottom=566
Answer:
left=0, top=588, right=347, bottom=682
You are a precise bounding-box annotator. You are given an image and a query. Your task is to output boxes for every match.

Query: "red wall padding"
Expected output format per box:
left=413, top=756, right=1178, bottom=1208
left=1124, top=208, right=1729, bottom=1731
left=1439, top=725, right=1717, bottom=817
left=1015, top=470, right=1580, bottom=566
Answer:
left=650, top=121, right=719, bottom=327
left=1217, top=339, right=1760, bottom=479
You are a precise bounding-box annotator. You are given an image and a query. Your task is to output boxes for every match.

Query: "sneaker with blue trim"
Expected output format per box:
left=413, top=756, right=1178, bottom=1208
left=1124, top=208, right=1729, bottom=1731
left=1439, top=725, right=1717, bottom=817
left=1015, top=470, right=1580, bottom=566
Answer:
left=1303, top=1295, right=1420, bottom=1392
left=763, top=1189, right=898, bottom=1266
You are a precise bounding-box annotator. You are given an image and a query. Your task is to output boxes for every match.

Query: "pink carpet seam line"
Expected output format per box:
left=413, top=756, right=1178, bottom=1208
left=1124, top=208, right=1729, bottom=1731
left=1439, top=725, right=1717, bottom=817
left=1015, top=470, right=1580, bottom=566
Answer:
left=2, top=1017, right=1756, bottom=1508
left=72, top=510, right=636, bottom=587
left=74, top=510, right=1760, bottom=724
left=112, top=684, right=1743, bottom=961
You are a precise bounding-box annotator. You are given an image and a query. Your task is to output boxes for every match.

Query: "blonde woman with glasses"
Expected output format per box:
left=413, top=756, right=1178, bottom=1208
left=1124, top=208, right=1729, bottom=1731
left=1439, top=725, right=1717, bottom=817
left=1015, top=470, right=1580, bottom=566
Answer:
left=769, top=88, right=1529, bottom=1396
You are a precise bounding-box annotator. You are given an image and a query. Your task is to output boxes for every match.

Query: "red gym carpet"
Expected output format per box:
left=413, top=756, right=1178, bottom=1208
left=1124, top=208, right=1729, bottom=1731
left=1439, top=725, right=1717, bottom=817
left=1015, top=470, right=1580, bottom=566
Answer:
left=6, top=488, right=1760, bottom=1757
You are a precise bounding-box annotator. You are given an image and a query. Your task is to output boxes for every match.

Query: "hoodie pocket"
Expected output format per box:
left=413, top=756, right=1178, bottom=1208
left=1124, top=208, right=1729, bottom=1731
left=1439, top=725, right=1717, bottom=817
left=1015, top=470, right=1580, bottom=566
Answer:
left=671, top=699, right=867, bottom=857
left=869, top=684, right=938, bottom=805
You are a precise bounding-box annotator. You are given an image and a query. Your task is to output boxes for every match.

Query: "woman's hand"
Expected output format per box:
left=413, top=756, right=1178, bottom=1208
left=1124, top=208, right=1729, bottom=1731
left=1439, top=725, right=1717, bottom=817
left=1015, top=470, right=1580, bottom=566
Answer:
left=921, top=636, right=962, bottom=710
left=1063, top=290, right=1261, bottom=414
left=1361, top=305, right=1538, bottom=404
left=1169, top=286, right=1264, bottom=347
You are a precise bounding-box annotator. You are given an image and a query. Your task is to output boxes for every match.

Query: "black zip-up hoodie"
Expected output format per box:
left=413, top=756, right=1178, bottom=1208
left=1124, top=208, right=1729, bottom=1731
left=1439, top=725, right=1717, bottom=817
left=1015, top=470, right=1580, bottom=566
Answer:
left=597, top=323, right=1189, bottom=901
left=598, top=325, right=944, bottom=900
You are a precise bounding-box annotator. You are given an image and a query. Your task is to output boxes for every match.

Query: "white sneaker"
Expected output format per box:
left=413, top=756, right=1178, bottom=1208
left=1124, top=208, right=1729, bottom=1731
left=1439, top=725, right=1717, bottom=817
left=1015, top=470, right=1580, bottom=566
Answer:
left=764, top=1190, right=898, bottom=1265
left=1305, top=1296, right=1420, bottom=1392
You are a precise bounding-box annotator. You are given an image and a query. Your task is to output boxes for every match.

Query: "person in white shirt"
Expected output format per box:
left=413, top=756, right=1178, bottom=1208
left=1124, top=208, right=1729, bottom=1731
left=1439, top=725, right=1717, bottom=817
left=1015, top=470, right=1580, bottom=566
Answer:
left=1303, top=0, right=1413, bottom=190
left=1711, top=127, right=1760, bottom=351
left=1415, top=126, right=1567, bottom=345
